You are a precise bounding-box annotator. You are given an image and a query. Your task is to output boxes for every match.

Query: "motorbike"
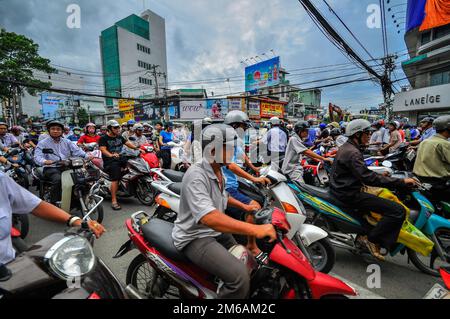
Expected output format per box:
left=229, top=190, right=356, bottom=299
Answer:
left=3, top=145, right=30, bottom=189
left=290, top=176, right=450, bottom=277
left=114, top=208, right=357, bottom=299
left=149, top=166, right=335, bottom=274
left=91, top=149, right=156, bottom=206
left=140, top=143, right=160, bottom=171
left=0, top=217, right=143, bottom=299
left=168, top=141, right=190, bottom=172
left=32, top=149, right=104, bottom=223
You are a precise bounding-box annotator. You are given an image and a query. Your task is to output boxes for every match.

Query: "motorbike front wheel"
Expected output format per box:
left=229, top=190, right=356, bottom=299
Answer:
left=136, top=180, right=156, bottom=206
left=294, top=234, right=335, bottom=274
left=407, top=228, right=450, bottom=277
left=84, top=196, right=104, bottom=224
left=126, top=254, right=180, bottom=299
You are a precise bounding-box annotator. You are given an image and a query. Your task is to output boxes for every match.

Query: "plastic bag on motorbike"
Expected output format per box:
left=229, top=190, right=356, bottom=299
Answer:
left=362, top=187, right=434, bottom=256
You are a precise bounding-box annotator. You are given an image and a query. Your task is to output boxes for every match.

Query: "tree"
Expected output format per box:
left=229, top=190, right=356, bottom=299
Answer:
left=0, top=28, right=55, bottom=102
left=77, top=108, right=89, bottom=127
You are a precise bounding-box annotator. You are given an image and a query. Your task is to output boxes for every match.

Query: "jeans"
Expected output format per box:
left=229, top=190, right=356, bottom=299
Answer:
left=183, top=234, right=251, bottom=299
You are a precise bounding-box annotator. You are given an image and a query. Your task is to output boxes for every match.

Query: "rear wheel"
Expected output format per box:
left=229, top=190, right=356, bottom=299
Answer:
left=126, top=254, right=179, bottom=299
left=136, top=180, right=156, bottom=206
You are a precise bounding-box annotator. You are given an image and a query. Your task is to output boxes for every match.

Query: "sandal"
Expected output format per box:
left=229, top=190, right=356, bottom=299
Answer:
left=111, top=202, right=122, bottom=211
left=254, top=252, right=269, bottom=265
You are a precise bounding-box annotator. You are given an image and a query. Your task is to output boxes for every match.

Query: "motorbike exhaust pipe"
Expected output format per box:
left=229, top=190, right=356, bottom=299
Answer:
left=329, top=238, right=356, bottom=251
left=125, top=285, right=145, bottom=299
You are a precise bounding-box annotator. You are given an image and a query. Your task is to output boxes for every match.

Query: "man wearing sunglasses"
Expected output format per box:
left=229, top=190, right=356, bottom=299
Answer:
left=99, top=120, right=143, bottom=210
left=330, top=119, right=419, bottom=260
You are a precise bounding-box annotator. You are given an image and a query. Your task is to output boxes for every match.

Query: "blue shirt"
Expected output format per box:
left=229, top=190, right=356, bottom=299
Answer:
left=222, top=145, right=245, bottom=191
left=0, top=133, right=19, bottom=147
left=421, top=127, right=436, bottom=142
left=304, top=128, right=318, bottom=147
left=0, top=172, right=42, bottom=264
left=160, top=131, right=174, bottom=150
left=34, top=136, right=87, bottom=167
left=67, top=134, right=81, bottom=142
left=262, top=127, right=287, bottom=152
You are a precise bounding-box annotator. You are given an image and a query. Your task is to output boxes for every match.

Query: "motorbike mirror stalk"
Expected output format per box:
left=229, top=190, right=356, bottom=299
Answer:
left=277, top=232, right=291, bottom=254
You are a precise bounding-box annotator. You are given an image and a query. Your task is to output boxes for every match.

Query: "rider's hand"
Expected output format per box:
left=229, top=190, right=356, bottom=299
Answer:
left=11, top=163, right=19, bottom=168
left=73, top=220, right=106, bottom=239
left=404, top=178, right=420, bottom=188
left=245, top=203, right=261, bottom=213
left=110, top=153, right=120, bottom=158
left=253, top=176, right=271, bottom=185
left=44, top=160, right=54, bottom=165
left=324, top=158, right=334, bottom=164
left=254, top=224, right=277, bottom=243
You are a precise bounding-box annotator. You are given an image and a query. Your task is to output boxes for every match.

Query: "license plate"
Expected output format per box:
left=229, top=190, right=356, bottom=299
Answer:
left=424, top=284, right=449, bottom=299
left=406, top=150, right=416, bottom=162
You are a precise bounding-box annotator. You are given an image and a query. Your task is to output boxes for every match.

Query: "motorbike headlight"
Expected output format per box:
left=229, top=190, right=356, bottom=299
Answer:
left=45, top=236, right=95, bottom=279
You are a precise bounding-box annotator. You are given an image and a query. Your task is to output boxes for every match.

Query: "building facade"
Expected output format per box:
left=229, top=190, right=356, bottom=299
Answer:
left=393, top=1, right=450, bottom=124
left=100, top=10, right=168, bottom=108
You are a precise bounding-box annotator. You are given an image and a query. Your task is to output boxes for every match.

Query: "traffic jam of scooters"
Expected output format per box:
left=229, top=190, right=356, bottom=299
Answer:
left=1, top=0, right=450, bottom=303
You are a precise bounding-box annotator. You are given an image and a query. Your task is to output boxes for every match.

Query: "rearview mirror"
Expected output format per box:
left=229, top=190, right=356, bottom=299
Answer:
left=43, top=148, right=54, bottom=154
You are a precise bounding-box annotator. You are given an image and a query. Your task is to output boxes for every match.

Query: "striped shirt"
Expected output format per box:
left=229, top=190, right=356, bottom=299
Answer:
left=34, top=136, right=87, bottom=167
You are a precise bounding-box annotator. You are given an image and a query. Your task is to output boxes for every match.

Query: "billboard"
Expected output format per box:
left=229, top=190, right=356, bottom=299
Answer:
left=41, top=93, right=65, bottom=120
left=180, top=100, right=206, bottom=119
left=206, top=99, right=228, bottom=120
left=245, top=57, right=280, bottom=92
left=228, top=98, right=246, bottom=112
left=248, top=100, right=261, bottom=119
left=118, top=99, right=135, bottom=124
left=260, top=101, right=285, bottom=118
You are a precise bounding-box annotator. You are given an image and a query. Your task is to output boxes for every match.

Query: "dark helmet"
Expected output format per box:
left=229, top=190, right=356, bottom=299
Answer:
left=330, top=128, right=341, bottom=137
left=46, top=120, right=64, bottom=131
left=201, top=124, right=237, bottom=152
left=294, top=121, right=310, bottom=134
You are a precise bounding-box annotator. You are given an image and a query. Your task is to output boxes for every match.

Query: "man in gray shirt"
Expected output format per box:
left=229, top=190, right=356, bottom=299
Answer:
left=172, top=124, right=276, bottom=299
left=282, top=121, right=333, bottom=183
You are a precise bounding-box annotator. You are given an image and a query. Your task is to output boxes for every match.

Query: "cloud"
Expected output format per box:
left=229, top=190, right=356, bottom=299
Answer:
left=0, top=0, right=408, bottom=109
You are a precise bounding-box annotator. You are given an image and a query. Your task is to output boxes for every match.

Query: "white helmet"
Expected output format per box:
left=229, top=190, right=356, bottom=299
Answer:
left=345, top=119, right=373, bottom=137
left=270, top=117, right=281, bottom=126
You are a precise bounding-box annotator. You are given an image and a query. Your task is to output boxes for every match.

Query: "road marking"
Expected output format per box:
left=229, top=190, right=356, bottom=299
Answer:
left=330, top=272, right=386, bottom=299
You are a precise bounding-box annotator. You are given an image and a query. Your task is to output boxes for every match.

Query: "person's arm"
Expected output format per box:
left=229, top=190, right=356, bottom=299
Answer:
left=200, top=209, right=275, bottom=241
left=124, top=140, right=140, bottom=151
left=226, top=163, right=269, bottom=184
left=33, top=143, right=51, bottom=166
left=32, top=201, right=105, bottom=238
left=436, top=143, right=450, bottom=165
left=227, top=196, right=259, bottom=213
left=69, top=140, right=87, bottom=158
left=100, top=145, right=117, bottom=158
left=304, top=149, right=333, bottom=163
left=243, top=154, right=260, bottom=173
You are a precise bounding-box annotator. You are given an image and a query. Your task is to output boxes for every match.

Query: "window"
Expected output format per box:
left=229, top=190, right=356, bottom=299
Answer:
left=430, top=66, right=450, bottom=86
left=139, top=77, right=152, bottom=86
left=137, top=43, right=151, bottom=55
left=421, top=31, right=431, bottom=45
left=434, top=24, right=450, bottom=40
left=138, top=60, right=152, bottom=70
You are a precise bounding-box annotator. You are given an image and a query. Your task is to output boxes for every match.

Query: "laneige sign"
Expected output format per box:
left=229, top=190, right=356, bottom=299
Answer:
left=393, top=83, right=450, bottom=112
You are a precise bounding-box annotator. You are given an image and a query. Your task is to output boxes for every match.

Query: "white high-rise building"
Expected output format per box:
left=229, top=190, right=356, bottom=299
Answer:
left=100, top=9, right=168, bottom=107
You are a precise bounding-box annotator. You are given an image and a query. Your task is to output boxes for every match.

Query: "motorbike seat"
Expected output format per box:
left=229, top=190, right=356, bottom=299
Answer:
left=168, top=183, right=182, bottom=195
left=163, top=169, right=185, bottom=182
left=141, top=219, right=189, bottom=263
left=295, top=182, right=353, bottom=211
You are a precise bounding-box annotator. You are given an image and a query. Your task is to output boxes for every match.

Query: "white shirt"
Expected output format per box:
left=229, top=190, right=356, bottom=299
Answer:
left=0, top=172, right=42, bottom=265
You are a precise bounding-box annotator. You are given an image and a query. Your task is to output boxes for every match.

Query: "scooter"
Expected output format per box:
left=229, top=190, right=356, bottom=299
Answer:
left=290, top=177, right=450, bottom=277
left=3, top=145, right=29, bottom=189
left=114, top=208, right=357, bottom=299
left=140, top=143, right=160, bottom=171
left=0, top=215, right=143, bottom=299
left=91, top=149, right=156, bottom=206
left=150, top=166, right=335, bottom=274
left=32, top=150, right=104, bottom=223
left=168, top=141, right=190, bottom=172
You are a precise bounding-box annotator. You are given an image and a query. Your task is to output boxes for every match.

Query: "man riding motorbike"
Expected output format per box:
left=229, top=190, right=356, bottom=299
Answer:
left=0, top=170, right=105, bottom=266
left=223, top=111, right=271, bottom=259
left=0, top=122, right=19, bottom=148
left=122, top=120, right=136, bottom=141
left=413, top=115, right=450, bottom=204
left=330, top=119, right=419, bottom=260
left=380, top=121, right=402, bottom=155
left=128, top=124, right=149, bottom=148
left=67, top=127, right=82, bottom=142
left=34, top=120, right=91, bottom=205
left=98, top=120, right=143, bottom=211
left=410, top=117, right=436, bottom=147
left=172, top=124, right=276, bottom=299
left=260, top=117, right=287, bottom=171
left=282, top=121, right=333, bottom=183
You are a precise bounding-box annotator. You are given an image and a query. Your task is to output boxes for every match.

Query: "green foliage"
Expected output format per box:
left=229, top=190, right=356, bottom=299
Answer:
left=0, top=28, right=55, bottom=100
left=77, top=108, right=89, bottom=127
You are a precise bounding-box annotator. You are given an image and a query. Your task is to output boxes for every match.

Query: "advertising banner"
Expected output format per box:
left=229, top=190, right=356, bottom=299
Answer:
left=245, top=56, right=280, bottom=93
left=228, top=98, right=245, bottom=112
left=180, top=100, right=206, bottom=119
left=406, top=0, right=450, bottom=32
left=248, top=100, right=261, bottom=119
left=206, top=99, right=228, bottom=120
left=260, top=101, right=285, bottom=118
left=118, top=99, right=135, bottom=124
left=41, top=93, right=65, bottom=120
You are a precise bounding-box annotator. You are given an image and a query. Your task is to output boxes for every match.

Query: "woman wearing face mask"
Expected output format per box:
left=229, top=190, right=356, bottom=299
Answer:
left=281, top=121, right=333, bottom=183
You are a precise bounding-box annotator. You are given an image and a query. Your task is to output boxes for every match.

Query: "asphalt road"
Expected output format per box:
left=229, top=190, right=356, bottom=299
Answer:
left=25, top=196, right=446, bottom=299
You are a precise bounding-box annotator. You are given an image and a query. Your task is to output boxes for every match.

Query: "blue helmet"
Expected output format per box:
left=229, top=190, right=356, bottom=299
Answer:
left=127, top=119, right=136, bottom=126
left=319, top=123, right=327, bottom=130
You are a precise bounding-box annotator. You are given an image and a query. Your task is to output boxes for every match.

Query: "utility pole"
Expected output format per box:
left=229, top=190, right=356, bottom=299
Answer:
left=381, top=55, right=396, bottom=121
left=149, top=64, right=161, bottom=121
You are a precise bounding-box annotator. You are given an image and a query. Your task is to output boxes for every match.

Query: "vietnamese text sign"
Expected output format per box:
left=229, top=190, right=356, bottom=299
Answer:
left=248, top=100, right=261, bottom=119
left=260, top=101, right=285, bottom=118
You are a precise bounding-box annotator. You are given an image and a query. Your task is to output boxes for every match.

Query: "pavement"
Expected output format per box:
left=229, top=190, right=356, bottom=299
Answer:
left=25, top=196, right=446, bottom=299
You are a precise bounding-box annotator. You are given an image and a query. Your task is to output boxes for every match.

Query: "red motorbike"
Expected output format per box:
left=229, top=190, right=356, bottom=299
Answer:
left=115, top=207, right=357, bottom=299
left=140, top=143, right=161, bottom=178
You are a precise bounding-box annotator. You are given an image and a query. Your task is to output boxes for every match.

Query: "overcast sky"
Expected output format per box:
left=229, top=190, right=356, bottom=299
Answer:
left=0, top=0, right=410, bottom=112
